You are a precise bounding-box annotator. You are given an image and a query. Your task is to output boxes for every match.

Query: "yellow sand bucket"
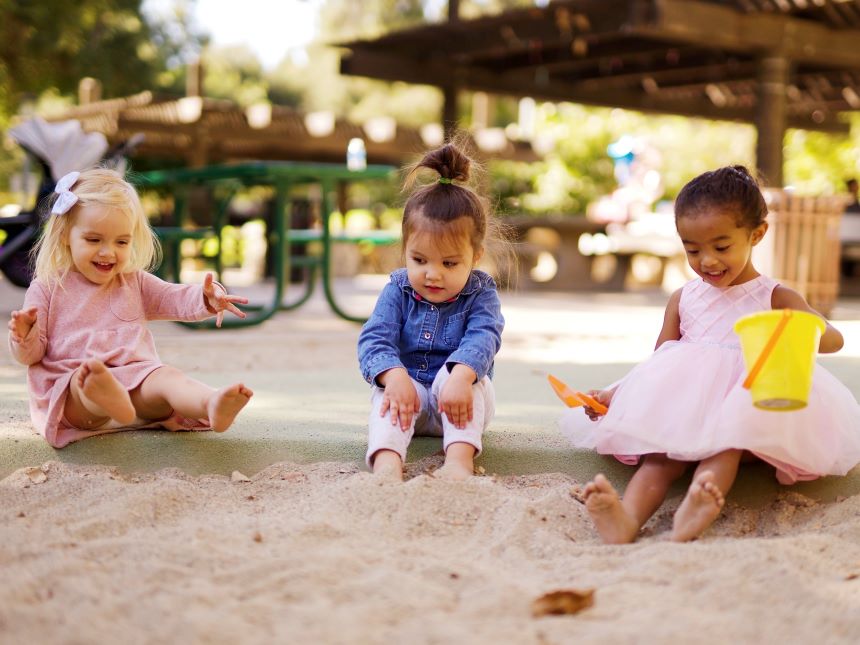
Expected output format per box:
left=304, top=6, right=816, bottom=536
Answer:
left=733, top=309, right=824, bottom=411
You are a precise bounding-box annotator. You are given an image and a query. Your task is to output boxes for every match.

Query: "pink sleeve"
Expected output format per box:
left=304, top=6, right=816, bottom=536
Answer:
left=8, top=280, right=48, bottom=365
left=138, top=272, right=214, bottom=322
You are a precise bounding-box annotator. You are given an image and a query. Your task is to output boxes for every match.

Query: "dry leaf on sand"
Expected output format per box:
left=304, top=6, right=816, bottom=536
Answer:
left=231, top=471, right=251, bottom=483
left=24, top=467, right=48, bottom=484
left=532, top=589, right=595, bottom=617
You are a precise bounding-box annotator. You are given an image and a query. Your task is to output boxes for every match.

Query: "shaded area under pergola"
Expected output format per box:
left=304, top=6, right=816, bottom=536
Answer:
left=340, top=0, right=860, bottom=185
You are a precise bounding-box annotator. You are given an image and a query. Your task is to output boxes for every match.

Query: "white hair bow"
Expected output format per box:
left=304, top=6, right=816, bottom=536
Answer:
left=51, top=171, right=81, bottom=215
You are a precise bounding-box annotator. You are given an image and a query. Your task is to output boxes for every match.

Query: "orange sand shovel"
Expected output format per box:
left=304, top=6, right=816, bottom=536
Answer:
left=547, top=374, right=608, bottom=415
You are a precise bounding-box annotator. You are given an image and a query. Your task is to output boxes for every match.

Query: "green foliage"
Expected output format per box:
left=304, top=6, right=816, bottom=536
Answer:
left=490, top=104, right=763, bottom=215
left=201, top=45, right=268, bottom=107
left=0, top=0, right=205, bottom=114
left=3, top=0, right=859, bottom=215
left=0, top=0, right=205, bottom=193
left=784, top=114, right=860, bottom=194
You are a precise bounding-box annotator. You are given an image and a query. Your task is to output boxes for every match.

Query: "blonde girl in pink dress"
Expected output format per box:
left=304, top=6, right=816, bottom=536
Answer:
left=561, top=166, right=860, bottom=544
left=7, top=168, right=253, bottom=448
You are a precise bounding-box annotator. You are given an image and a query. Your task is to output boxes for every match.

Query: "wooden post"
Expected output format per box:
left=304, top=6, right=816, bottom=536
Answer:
left=186, top=60, right=204, bottom=97
left=78, top=77, right=102, bottom=104
left=442, top=83, right=459, bottom=141
left=755, top=55, right=789, bottom=187
left=442, top=0, right=461, bottom=140
left=187, top=128, right=209, bottom=168
left=184, top=60, right=207, bottom=168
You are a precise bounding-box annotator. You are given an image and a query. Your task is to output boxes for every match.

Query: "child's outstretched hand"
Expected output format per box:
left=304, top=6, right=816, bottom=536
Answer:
left=202, top=273, right=249, bottom=327
left=584, top=388, right=613, bottom=421
left=380, top=368, right=420, bottom=431
left=439, top=364, right=476, bottom=429
left=8, top=307, right=38, bottom=343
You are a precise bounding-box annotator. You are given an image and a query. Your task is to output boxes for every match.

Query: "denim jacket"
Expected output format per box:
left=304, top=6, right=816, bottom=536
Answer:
left=357, top=268, right=504, bottom=388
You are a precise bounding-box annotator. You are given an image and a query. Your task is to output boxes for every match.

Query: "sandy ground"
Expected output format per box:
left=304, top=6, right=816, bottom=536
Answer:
left=2, top=461, right=860, bottom=644
left=3, top=275, right=860, bottom=643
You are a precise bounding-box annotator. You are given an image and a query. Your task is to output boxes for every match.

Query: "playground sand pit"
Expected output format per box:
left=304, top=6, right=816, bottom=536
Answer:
left=4, top=278, right=860, bottom=642
left=2, top=459, right=860, bottom=643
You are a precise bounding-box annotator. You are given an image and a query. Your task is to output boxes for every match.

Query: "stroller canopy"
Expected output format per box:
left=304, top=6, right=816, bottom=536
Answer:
left=8, top=118, right=109, bottom=182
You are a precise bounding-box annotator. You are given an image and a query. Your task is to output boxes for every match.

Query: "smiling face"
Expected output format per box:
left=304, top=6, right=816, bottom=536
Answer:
left=404, top=218, right=482, bottom=303
left=677, top=210, right=767, bottom=287
left=66, top=203, right=134, bottom=285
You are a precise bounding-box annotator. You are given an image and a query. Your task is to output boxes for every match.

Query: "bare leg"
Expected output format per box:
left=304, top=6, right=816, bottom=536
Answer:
left=130, top=365, right=252, bottom=433
left=64, top=359, right=136, bottom=428
left=438, top=442, right=476, bottom=481
left=584, top=454, right=688, bottom=544
left=671, top=449, right=742, bottom=542
left=371, top=449, right=404, bottom=481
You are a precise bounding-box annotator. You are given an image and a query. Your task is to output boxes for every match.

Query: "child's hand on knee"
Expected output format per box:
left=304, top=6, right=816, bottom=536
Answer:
left=439, top=365, right=476, bottom=429
left=379, top=368, right=420, bottom=430
left=8, top=307, right=38, bottom=343
left=202, top=273, right=249, bottom=327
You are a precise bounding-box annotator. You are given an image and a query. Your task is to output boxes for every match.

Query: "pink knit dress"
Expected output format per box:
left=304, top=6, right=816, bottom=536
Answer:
left=9, top=270, right=215, bottom=447
left=560, top=275, right=860, bottom=484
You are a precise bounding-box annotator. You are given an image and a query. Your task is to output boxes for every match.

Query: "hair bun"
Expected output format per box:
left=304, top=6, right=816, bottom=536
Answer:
left=420, top=143, right=470, bottom=183
left=728, top=165, right=758, bottom=185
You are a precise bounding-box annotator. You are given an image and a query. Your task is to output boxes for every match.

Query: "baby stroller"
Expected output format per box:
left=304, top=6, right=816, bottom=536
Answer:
left=0, top=118, right=142, bottom=287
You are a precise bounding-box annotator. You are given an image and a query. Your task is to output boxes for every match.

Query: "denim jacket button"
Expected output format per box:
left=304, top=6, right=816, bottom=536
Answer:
left=423, top=332, right=431, bottom=339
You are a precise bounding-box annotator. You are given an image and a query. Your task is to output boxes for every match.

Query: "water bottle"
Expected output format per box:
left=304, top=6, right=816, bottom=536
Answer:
left=347, top=138, right=366, bottom=171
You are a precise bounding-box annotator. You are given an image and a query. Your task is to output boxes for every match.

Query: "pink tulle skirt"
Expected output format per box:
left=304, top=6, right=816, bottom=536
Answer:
left=559, top=339, right=860, bottom=484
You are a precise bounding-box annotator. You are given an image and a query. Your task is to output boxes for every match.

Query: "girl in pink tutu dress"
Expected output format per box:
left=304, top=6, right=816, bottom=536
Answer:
left=561, top=165, right=860, bottom=544
left=7, top=168, right=253, bottom=448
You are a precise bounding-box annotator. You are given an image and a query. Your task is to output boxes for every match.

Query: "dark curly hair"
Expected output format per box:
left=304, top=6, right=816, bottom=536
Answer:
left=675, top=165, right=767, bottom=230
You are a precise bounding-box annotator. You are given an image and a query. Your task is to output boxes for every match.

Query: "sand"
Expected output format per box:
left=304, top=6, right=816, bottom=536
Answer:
left=2, top=459, right=860, bottom=644
left=3, top=279, right=860, bottom=643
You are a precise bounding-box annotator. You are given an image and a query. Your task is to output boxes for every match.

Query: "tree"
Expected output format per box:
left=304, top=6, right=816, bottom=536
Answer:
left=0, top=0, right=205, bottom=195
left=0, top=0, right=205, bottom=116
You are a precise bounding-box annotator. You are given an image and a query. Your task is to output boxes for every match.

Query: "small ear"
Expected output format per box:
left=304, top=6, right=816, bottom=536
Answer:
left=473, top=245, right=484, bottom=266
left=750, top=221, right=768, bottom=246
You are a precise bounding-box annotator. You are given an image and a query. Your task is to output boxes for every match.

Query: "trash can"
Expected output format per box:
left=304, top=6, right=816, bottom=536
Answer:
left=754, top=189, right=844, bottom=316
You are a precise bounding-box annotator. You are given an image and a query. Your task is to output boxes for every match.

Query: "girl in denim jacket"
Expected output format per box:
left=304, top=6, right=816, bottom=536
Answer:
left=357, top=143, right=505, bottom=480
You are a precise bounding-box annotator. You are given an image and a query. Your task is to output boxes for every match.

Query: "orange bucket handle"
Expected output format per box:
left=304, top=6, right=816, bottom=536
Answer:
left=742, top=309, right=792, bottom=390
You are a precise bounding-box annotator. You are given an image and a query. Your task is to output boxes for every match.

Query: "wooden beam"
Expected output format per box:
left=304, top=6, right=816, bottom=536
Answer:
left=347, top=0, right=635, bottom=61
left=631, top=0, right=860, bottom=67
left=573, top=61, right=758, bottom=92
left=341, top=48, right=848, bottom=132
left=472, top=38, right=676, bottom=76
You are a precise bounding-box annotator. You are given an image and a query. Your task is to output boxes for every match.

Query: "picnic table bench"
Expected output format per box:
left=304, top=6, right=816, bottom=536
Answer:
left=138, top=161, right=398, bottom=327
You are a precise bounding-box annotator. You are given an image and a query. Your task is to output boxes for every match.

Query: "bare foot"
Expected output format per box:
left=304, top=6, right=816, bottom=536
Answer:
left=671, top=470, right=725, bottom=542
left=583, top=474, right=640, bottom=544
left=77, top=360, right=136, bottom=425
left=372, top=451, right=404, bottom=481
left=437, top=460, right=473, bottom=481
left=208, top=384, right=253, bottom=432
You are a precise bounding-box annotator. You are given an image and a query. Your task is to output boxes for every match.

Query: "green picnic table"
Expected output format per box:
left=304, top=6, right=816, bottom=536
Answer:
left=137, top=161, right=399, bottom=327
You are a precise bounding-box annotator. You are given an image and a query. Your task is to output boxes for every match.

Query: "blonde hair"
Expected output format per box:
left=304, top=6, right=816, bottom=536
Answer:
left=33, top=168, right=160, bottom=283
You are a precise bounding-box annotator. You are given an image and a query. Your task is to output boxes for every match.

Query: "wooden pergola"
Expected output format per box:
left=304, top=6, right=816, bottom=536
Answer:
left=50, top=86, right=538, bottom=169
left=340, top=0, right=860, bottom=185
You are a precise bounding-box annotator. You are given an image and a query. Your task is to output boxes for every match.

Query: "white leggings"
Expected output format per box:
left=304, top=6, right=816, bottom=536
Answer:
left=366, top=366, right=496, bottom=467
